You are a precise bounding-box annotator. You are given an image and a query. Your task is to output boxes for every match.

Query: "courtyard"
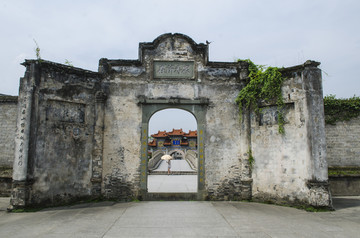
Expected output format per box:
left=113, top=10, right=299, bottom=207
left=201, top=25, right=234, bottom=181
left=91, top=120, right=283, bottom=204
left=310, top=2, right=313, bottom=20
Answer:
left=0, top=196, right=359, bottom=237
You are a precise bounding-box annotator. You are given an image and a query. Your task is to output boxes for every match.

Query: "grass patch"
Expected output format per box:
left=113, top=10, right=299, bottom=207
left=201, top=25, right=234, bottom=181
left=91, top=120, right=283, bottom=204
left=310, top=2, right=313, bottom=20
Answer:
left=245, top=199, right=332, bottom=212
left=328, top=167, right=360, bottom=176
left=11, top=207, right=43, bottom=213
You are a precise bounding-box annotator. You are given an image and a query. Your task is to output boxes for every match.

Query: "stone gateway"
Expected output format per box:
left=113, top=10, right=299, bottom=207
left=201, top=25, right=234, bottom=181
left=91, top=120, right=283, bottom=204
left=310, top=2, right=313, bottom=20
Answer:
left=9, top=33, right=332, bottom=208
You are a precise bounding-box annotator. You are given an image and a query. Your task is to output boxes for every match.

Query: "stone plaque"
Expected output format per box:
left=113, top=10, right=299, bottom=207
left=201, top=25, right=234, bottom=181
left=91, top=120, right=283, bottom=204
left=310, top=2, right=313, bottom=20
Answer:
left=153, top=61, right=194, bottom=79
left=46, top=100, right=85, bottom=123
left=258, top=103, right=294, bottom=126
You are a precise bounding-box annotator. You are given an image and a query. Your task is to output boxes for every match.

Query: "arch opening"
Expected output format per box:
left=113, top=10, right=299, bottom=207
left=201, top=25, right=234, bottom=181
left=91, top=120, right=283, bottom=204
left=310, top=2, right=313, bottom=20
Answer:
left=147, top=108, right=198, bottom=193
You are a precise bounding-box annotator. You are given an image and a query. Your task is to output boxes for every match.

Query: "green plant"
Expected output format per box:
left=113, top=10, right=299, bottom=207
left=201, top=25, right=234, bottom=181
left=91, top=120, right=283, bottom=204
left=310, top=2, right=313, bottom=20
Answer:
left=236, top=59, right=285, bottom=134
left=248, top=148, right=254, bottom=169
left=328, top=167, right=360, bottom=176
left=324, top=95, right=360, bottom=124
left=11, top=207, right=43, bottom=213
left=64, top=59, right=73, bottom=66
left=33, top=39, right=41, bottom=60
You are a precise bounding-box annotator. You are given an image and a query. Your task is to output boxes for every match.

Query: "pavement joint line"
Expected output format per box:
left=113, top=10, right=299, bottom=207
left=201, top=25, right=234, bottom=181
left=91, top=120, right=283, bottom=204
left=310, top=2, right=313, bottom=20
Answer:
left=211, top=202, right=239, bottom=236
left=100, top=203, right=130, bottom=238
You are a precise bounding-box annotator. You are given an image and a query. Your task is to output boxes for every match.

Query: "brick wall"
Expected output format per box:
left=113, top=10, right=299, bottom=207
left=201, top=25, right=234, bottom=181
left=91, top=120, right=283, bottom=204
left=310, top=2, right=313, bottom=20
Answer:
left=0, top=96, right=17, bottom=168
left=325, top=116, right=360, bottom=167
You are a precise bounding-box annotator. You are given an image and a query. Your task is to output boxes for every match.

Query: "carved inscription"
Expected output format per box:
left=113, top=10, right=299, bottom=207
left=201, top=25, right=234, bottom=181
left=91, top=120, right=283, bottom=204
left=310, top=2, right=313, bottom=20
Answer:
left=17, top=95, right=29, bottom=167
left=46, top=100, right=85, bottom=123
left=153, top=61, right=194, bottom=79
left=259, top=103, right=295, bottom=126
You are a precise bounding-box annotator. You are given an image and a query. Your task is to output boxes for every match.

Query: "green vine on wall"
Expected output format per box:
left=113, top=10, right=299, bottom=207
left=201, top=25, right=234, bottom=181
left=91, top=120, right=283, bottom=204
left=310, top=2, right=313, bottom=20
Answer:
left=235, top=59, right=285, bottom=134
left=324, top=95, right=360, bottom=125
left=248, top=148, right=254, bottom=170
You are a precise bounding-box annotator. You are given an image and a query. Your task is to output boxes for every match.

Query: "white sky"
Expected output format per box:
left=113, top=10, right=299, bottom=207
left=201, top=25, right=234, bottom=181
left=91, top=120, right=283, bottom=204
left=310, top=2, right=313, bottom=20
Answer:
left=1, top=0, right=359, bottom=97
left=149, top=109, right=197, bottom=136
left=1, top=0, right=359, bottom=108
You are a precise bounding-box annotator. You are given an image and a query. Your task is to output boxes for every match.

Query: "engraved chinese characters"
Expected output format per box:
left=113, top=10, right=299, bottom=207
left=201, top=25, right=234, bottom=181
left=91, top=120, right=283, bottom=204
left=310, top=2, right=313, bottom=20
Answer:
left=153, top=61, right=194, bottom=79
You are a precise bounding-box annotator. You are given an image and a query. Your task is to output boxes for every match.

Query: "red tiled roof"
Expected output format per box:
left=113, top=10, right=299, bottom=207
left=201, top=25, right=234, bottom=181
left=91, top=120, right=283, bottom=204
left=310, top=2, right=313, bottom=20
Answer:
left=151, top=130, right=168, bottom=138
left=148, top=140, right=157, bottom=147
left=151, top=129, right=197, bottom=138
left=167, top=129, right=185, bottom=136
left=184, top=130, right=197, bottom=137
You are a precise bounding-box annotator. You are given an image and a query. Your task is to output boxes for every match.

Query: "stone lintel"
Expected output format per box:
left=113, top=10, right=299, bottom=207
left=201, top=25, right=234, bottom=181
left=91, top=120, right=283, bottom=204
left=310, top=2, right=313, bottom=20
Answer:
left=241, top=178, right=253, bottom=185
left=306, top=180, right=330, bottom=189
left=91, top=177, right=102, bottom=183
left=22, top=59, right=102, bottom=78
left=280, top=60, right=321, bottom=76
left=138, top=97, right=209, bottom=105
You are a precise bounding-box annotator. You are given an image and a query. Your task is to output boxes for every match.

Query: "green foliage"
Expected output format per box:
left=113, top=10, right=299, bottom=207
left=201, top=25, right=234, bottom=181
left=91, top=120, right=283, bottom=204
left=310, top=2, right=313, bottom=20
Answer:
left=33, top=39, right=41, bottom=60
left=11, top=207, right=43, bottom=213
left=324, top=95, right=360, bottom=124
left=236, top=59, right=285, bottom=134
left=248, top=148, right=254, bottom=169
left=249, top=200, right=331, bottom=212
left=328, top=167, right=360, bottom=176
left=64, top=59, right=73, bottom=67
left=296, top=205, right=331, bottom=212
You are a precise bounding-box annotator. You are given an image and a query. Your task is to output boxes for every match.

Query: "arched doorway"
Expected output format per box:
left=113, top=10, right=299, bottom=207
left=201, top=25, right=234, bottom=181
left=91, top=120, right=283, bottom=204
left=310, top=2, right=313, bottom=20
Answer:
left=147, top=108, right=197, bottom=193
left=138, top=98, right=208, bottom=200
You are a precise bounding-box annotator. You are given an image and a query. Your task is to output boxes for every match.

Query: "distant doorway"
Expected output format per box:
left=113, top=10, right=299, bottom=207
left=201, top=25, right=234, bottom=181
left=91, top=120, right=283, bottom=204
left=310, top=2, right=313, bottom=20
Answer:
left=139, top=99, right=208, bottom=200
left=147, top=109, right=197, bottom=193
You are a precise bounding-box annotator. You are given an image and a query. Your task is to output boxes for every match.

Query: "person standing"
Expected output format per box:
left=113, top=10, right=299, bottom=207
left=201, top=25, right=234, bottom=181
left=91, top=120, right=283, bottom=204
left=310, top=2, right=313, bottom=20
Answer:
left=167, top=159, right=171, bottom=175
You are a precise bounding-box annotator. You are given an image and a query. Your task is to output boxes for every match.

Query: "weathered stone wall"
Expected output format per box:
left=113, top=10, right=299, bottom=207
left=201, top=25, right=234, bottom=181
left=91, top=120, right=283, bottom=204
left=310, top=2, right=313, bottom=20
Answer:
left=326, top=116, right=360, bottom=167
left=100, top=34, right=249, bottom=200
left=9, top=33, right=333, bottom=208
left=0, top=95, right=17, bottom=167
left=329, top=176, right=360, bottom=196
left=251, top=62, right=331, bottom=207
left=326, top=115, right=360, bottom=196
left=10, top=60, right=103, bottom=207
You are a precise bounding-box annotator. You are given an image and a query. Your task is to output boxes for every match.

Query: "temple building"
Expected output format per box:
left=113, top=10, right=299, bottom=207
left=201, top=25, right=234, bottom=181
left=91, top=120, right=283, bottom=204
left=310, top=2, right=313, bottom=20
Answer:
left=148, top=129, right=197, bottom=156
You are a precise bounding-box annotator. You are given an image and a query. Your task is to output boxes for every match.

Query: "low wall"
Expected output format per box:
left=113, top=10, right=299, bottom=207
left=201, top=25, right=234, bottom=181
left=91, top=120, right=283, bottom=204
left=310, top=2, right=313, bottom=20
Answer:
left=326, top=115, right=360, bottom=195
left=0, top=95, right=17, bottom=168
left=0, top=167, right=12, bottom=196
left=148, top=150, right=165, bottom=171
left=326, top=116, right=360, bottom=167
left=185, top=150, right=197, bottom=170
left=328, top=167, right=360, bottom=196
left=329, top=176, right=360, bottom=196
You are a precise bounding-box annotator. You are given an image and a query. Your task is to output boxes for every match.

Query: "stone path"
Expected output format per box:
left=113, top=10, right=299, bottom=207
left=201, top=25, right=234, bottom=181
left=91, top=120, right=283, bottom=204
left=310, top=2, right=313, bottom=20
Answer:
left=0, top=196, right=359, bottom=237
left=154, top=159, right=195, bottom=172
left=148, top=174, right=197, bottom=193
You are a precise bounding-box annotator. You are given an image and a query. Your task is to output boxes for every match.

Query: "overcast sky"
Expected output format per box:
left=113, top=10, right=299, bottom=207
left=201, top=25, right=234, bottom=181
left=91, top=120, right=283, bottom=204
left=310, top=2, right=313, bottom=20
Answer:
left=149, top=109, right=197, bottom=136
left=1, top=0, right=359, bottom=131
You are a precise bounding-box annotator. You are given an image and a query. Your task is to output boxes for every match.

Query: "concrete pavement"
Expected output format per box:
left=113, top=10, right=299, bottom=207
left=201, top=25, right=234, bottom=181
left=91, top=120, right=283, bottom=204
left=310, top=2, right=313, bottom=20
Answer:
left=148, top=160, right=198, bottom=192
left=154, top=160, right=195, bottom=172
left=148, top=175, right=197, bottom=193
left=0, top=196, right=359, bottom=237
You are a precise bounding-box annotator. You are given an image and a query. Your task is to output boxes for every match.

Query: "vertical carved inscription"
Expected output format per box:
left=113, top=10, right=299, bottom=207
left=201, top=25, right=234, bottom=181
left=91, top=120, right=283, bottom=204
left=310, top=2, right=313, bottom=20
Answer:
left=13, top=88, right=33, bottom=181
left=17, top=95, right=28, bottom=167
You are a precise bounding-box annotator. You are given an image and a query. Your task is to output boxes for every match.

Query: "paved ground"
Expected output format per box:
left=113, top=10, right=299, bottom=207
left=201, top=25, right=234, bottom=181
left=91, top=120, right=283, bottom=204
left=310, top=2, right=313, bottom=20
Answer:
left=0, top=196, right=359, bottom=238
left=154, top=160, right=195, bottom=172
left=149, top=160, right=197, bottom=192
left=148, top=175, right=197, bottom=192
